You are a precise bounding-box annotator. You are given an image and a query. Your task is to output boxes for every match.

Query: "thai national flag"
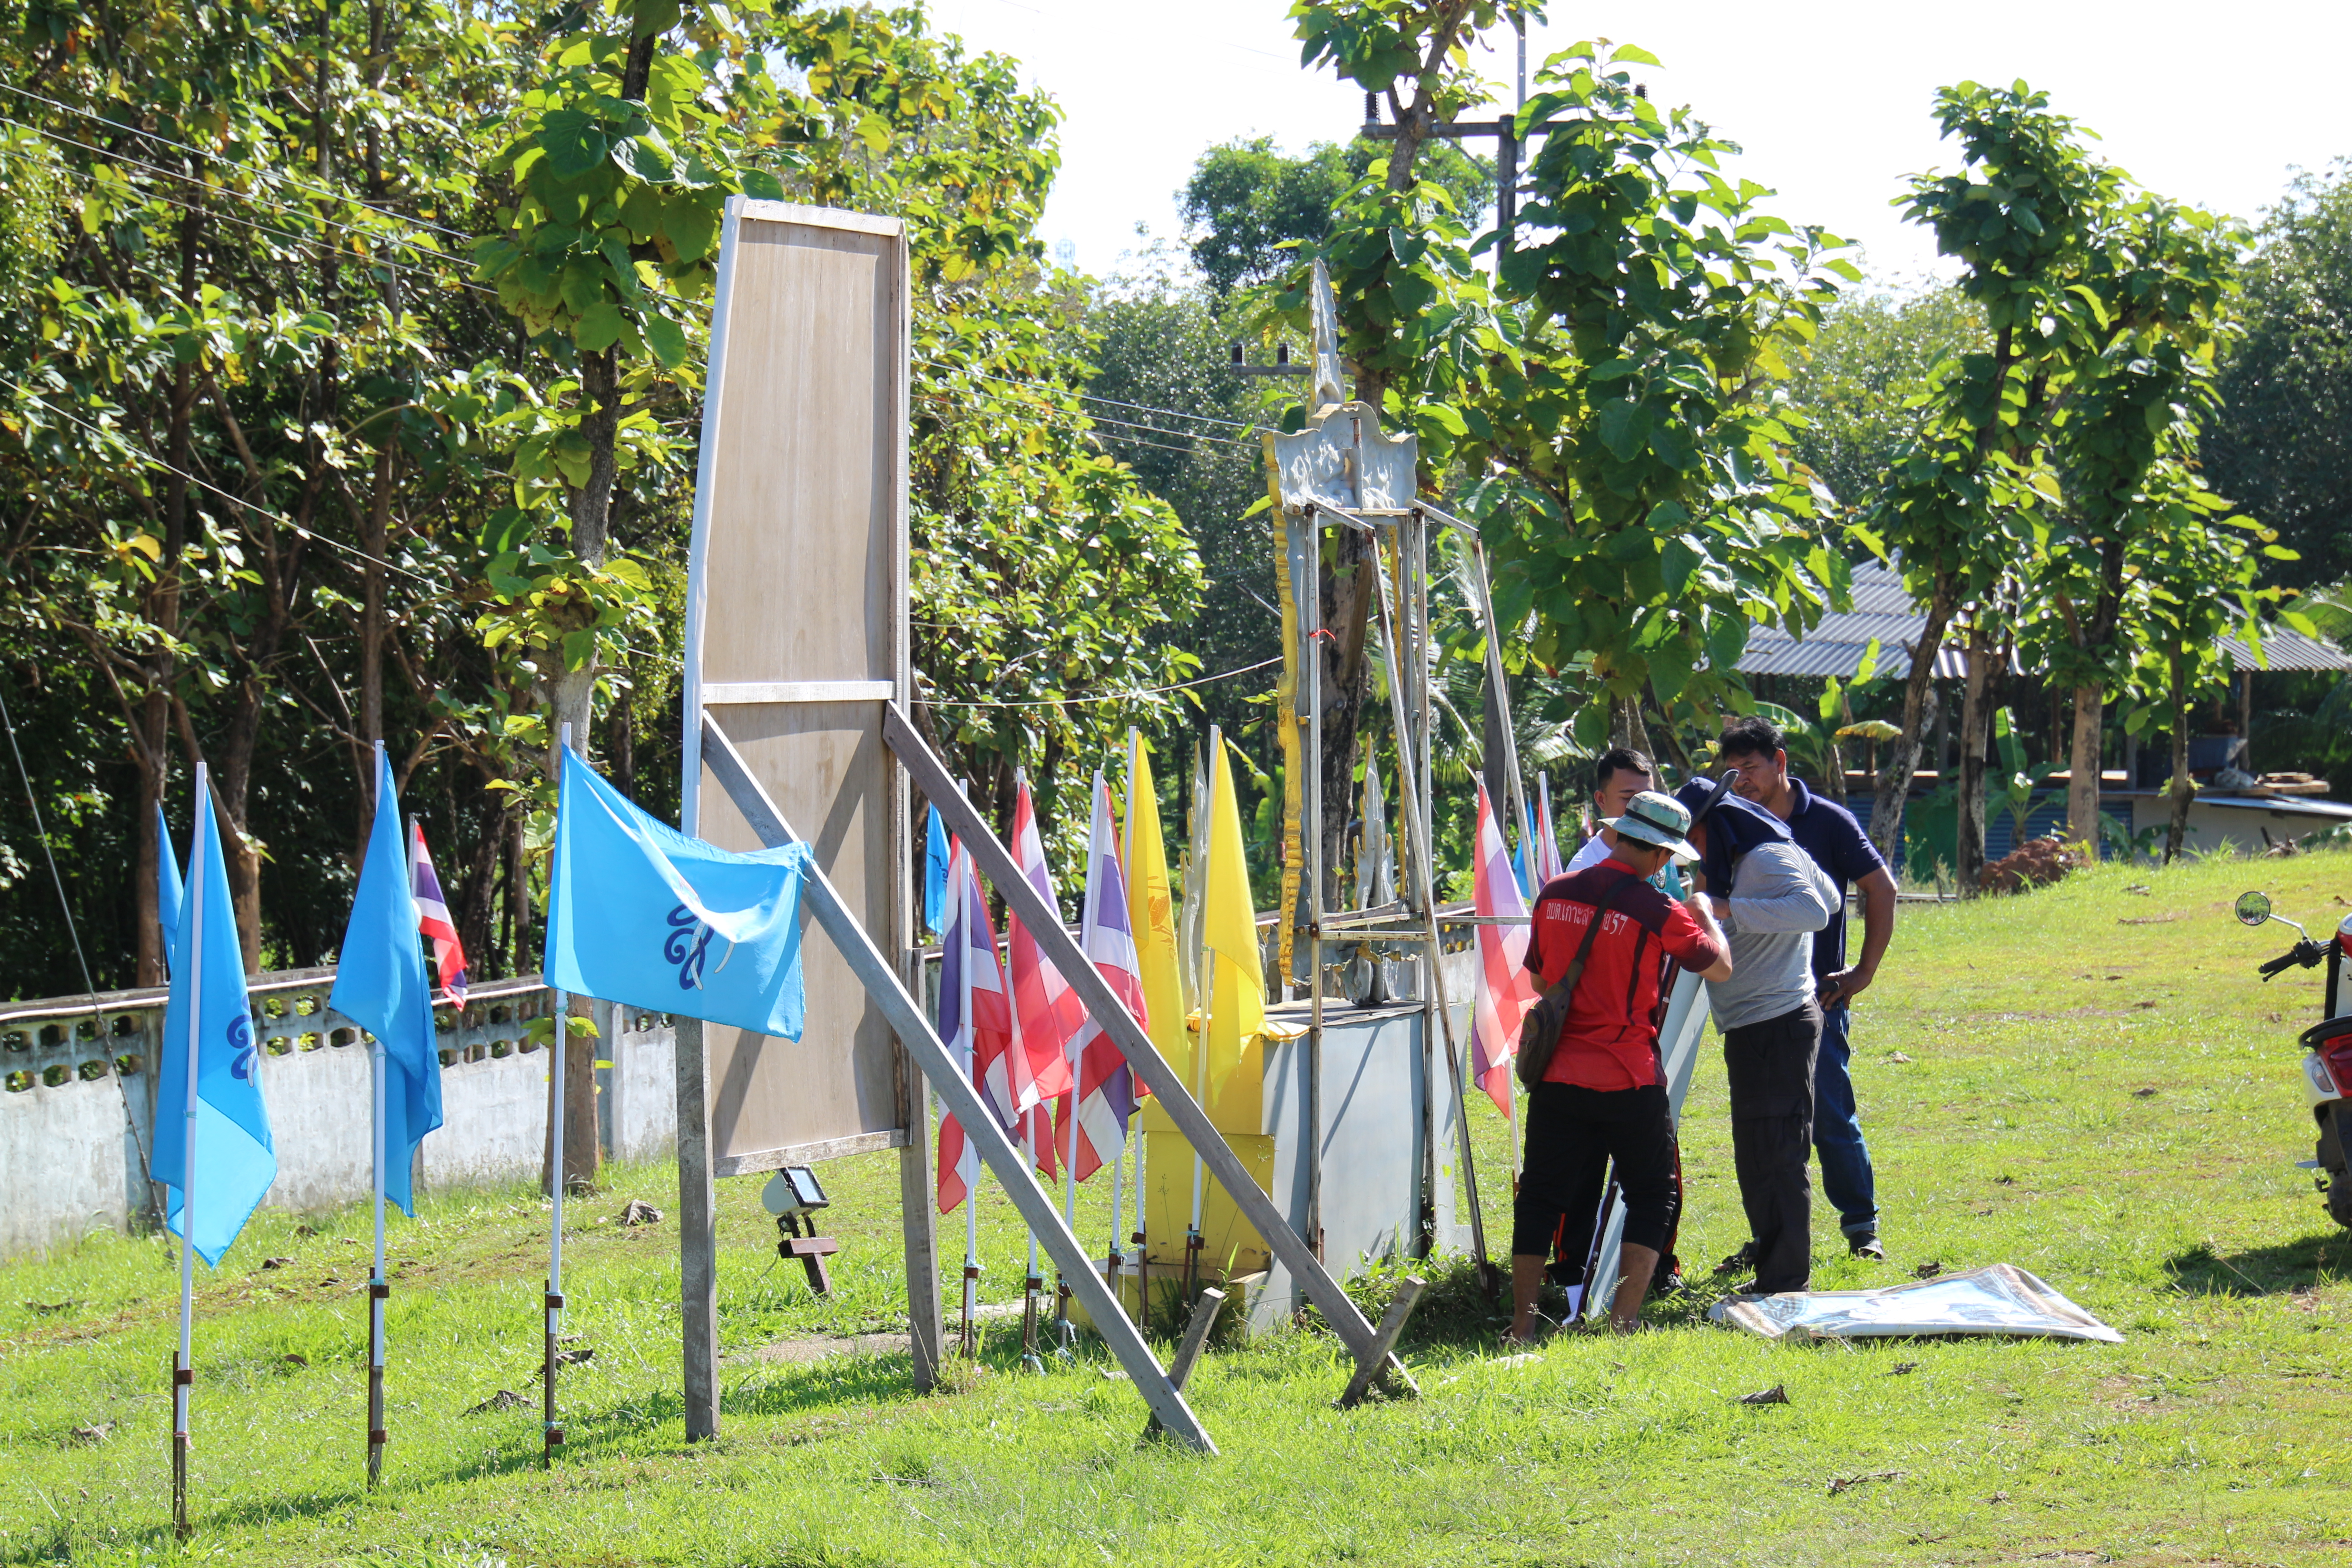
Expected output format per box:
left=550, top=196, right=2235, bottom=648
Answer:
left=1056, top=772, right=1150, bottom=1181
left=935, top=838, right=1014, bottom=1213
left=408, top=822, right=469, bottom=1006
left=1006, top=778, right=1079, bottom=1176
left=1471, top=778, right=1541, bottom=1116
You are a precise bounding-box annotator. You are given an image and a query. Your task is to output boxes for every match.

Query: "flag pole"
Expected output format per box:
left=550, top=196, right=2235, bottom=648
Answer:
left=170, top=762, right=207, bottom=1542
left=544, top=723, right=571, bottom=1468
left=1020, top=1119, right=1044, bottom=1374
left=366, top=742, right=391, bottom=1491
left=1187, top=949, right=1212, bottom=1309
left=960, top=1163, right=980, bottom=1357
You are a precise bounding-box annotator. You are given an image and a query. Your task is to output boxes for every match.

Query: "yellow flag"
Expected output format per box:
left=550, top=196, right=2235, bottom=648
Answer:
left=1123, top=733, right=1189, bottom=1084
left=1203, top=733, right=1266, bottom=1053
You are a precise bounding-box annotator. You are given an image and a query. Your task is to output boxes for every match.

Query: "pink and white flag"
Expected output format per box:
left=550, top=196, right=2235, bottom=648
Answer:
left=408, top=822, right=469, bottom=1005
left=1056, top=772, right=1150, bottom=1182
left=1471, top=778, right=1541, bottom=1115
left=936, top=838, right=1015, bottom=1214
left=1007, top=777, right=1079, bottom=1177
left=1534, top=773, right=1566, bottom=888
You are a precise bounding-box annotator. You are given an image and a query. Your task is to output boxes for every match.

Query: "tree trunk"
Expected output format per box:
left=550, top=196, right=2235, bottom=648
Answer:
left=358, top=442, right=394, bottom=771
left=1956, top=634, right=1994, bottom=897
left=2166, top=654, right=2193, bottom=862
left=1318, top=527, right=1375, bottom=911
left=2066, top=682, right=2104, bottom=849
left=1868, top=575, right=1956, bottom=862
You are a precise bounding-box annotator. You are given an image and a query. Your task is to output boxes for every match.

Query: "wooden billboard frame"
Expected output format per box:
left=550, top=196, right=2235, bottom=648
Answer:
left=675, top=198, right=940, bottom=1422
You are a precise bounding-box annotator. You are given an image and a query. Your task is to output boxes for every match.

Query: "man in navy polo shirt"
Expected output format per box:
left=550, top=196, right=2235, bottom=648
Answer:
left=1719, top=716, right=1899, bottom=1260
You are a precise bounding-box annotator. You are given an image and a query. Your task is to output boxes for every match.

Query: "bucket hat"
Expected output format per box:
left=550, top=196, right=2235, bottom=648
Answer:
left=1604, top=789, right=1699, bottom=862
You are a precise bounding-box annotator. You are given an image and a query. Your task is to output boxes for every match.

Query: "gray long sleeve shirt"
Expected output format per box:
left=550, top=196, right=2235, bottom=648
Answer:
left=1706, top=841, right=1840, bottom=1032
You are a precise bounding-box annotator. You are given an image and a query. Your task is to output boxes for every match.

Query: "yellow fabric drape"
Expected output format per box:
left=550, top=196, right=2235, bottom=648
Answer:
left=1123, top=735, right=1190, bottom=1086
left=1202, top=737, right=1266, bottom=1097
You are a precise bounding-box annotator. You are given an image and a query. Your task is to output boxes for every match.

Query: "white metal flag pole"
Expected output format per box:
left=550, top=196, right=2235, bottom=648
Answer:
left=170, top=762, right=207, bottom=1543
left=960, top=1151, right=980, bottom=1357
left=1188, top=947, right=1214, bottom=1308
left=544, top=722, right=571, bottom=1468
left=1020, top=1119, right=1044, bottom=1373
left=365, top=746, right=392, bottom=1492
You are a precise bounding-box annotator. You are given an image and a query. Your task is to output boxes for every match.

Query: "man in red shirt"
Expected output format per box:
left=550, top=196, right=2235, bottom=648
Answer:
left=1508, top=791, right=1732, bottom=1340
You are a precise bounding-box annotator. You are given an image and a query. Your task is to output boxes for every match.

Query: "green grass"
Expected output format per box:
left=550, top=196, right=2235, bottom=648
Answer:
left=8, top=850, right=2352, bottom=1565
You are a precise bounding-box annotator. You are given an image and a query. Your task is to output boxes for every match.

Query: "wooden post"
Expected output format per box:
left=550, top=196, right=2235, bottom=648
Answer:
left=896, top=1081, right=943, bottom=1392
left=1338, top=1276, right=1425, bottom=1408
left=674, top=1014, right=720, bottom=1441
left=701, top=715, right=1220, bottom=1450
left=873, top=709, right=1416, bottom=1400
left=1145, top=1286, right=1227, bottom=1438
left=1352, top=514, right=1493, bottom=1288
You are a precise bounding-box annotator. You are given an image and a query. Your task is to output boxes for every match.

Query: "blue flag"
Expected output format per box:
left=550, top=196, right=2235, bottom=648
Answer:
left=328, top=748, right=445, bottom=1216
left=156, top=803, right=185, bottom=975
left=924, top=803, right=949, bottom=935
left=544, top=749, right=812, bottom=1040
left=151, top=781, right=276, bottom=1267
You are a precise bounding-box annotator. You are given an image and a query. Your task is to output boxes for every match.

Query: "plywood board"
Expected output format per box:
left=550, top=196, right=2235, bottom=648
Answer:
left=682, top=199, right=910, bottom=1164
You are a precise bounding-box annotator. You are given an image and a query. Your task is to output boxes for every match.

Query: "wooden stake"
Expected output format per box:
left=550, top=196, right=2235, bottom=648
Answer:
left=1145, top=1286, right=1226, bottom=1438
left=1338, top=1276, right=1425, bottom=1408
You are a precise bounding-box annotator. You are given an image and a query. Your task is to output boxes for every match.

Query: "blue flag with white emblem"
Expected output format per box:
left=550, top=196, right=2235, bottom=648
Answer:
left=923, top=803, right=949, bottom=935
left=544, top=749, right=812, bottom=1040
left=328, top=748, right=445, bottom=1216
left=151, top=780, right=276, bottom=1267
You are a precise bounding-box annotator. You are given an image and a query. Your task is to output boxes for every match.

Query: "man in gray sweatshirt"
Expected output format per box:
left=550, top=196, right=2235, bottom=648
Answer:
left=1675, top=780, right=1839, bottom=1293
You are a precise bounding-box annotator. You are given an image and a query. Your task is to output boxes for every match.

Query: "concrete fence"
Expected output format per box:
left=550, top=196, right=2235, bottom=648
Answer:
left=0, top=970, right=678, bottom=1262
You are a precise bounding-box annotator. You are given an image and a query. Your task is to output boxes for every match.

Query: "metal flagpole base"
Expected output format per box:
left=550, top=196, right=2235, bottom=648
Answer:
left=542, top=1289, right=564, bottom=1466
left=367, top=1281, right=389, bottom=1489
left=171, top=1365, right=192, bottom=1539
left=958, top=1264, right=979, bottom=1358
left=1020, top=1274, right=1045, bottom=1374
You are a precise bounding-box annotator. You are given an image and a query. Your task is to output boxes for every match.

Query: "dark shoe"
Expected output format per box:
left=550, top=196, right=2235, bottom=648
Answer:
left=1848, top=1234, right=1886, bottom=1261
left=1714, top=1241, right=1758, bottom=1275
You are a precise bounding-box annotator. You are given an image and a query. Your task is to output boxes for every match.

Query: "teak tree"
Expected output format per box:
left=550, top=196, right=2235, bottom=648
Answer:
left=1860, top=81, right=2123, bottom=868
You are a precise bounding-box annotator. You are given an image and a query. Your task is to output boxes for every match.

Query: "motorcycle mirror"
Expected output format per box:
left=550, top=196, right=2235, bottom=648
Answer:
left=2234, top=890, right=2273, bottom=927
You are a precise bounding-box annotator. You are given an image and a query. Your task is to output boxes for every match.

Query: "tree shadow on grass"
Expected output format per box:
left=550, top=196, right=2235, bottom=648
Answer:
left=2165, top=1230, right=2351, bottom=1296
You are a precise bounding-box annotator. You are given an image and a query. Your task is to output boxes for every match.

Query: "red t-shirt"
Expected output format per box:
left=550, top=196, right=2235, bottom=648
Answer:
left=1523, top=860, right=1723, bottom=1091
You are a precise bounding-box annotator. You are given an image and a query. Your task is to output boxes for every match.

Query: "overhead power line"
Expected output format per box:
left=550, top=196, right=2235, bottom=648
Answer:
left=0, top=373, right=440, bottom=586
left=0, top=81, right=480, bottom=248
left=923, top=654, right=1284, bottom=708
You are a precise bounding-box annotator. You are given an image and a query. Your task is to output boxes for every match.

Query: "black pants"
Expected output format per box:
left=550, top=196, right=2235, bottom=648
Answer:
left=1512, top=1082, right=1679, bottom=1284
left=1722, top=1002, right=1822, bottom=1294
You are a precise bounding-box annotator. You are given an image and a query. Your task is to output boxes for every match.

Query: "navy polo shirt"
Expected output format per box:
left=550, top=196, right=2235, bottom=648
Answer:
left=1782, top=778, right=1886, bottom=982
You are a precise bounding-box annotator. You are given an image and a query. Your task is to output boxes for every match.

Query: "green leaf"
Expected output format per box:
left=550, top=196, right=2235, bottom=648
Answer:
left=1610, top=44, right=1663, bottom=67
left=481, top=508, right=533, bottom=556
left=1594, top=398, right=1652, bottom=462
left=538, top=110, right=611, bottom=179
left=573, top=301, right=626, bottom=352
left=641, top=313, right=688, bottom=369
left=662, top=196, right=720, bottom=263
left=739, top=168, right=786, bottom=201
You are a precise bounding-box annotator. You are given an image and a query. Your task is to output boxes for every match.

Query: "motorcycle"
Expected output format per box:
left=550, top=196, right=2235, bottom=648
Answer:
left=2234, top=889, right=2352, bottom=1228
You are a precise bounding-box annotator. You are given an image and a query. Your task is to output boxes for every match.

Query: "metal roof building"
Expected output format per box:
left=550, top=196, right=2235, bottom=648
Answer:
left=1736, top=560, right=2352, bottom=679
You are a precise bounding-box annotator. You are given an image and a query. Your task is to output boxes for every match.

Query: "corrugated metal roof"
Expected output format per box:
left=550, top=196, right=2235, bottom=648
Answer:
left=2215, top=627, right=2352, bottom=673
left=1734, top=560, right=2352, bottom=678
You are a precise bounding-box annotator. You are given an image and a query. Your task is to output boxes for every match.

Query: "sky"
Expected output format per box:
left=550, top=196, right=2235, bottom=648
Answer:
left=920, top=0, right=2352, bottom=288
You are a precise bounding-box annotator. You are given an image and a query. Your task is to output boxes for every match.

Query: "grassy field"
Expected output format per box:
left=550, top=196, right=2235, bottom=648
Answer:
left=7, top=849, right=2352, bottom=1566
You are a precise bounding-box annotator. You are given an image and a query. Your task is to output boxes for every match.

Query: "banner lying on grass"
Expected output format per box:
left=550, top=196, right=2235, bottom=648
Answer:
left=544, top=750, right=811, bottom=1041
left=1708, top=1263, right=2123, bottom=1343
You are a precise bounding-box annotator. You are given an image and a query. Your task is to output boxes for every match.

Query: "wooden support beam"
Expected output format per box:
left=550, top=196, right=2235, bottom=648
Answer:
left=1338, top=1277, right=1426, bottom=1409
left=700, top=715, right=1217, bottom=1451
left=1146, top=1287, right=1227, bottom=1439
left=878, top=704, right=1417, bottom=1402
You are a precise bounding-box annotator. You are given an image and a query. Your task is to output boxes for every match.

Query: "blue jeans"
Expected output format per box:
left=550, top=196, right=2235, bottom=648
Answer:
left=1813, top=1003, right=1879, bottom=1237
